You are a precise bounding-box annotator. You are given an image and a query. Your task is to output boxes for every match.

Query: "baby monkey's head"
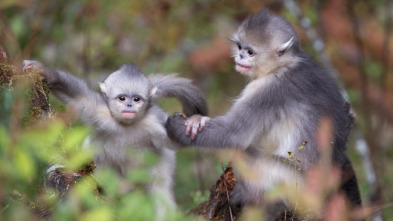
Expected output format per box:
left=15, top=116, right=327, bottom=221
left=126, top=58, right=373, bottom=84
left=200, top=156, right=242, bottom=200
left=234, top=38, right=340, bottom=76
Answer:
left=99, top=64, right=154, bottom=124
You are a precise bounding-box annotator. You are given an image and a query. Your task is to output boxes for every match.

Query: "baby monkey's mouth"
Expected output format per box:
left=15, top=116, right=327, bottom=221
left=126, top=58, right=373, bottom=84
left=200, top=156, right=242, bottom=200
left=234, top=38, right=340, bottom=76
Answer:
left=235, top=63, right=252, bottom=72
left=122, top=110, right=136, bottom=118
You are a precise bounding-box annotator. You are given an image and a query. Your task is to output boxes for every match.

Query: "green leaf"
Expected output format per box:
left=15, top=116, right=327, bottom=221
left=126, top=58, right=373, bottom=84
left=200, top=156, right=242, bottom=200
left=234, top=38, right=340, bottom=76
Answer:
left=282, top=159, right=295, bottom=166
left=347, top=89, right=361, bottom=104
left=10, top=16, right=24, bottom=39
left=0, top=126, right=9, bottom=153
left=63, top=126, right=90, bottom=151
left=128, top=168, right=150, bottom=184
left=142, top=151, right=159, bottom=166
left=14, top=148, right=36, bottom=180
left=364, top=60, right=383, bottom=79
left=118, top=191, right=155, bottom=220
left=67, top=150, right=92, bottom=170
left=80, top=207, right=113, bottom=221
left=95, top=169, right=120, bottom=197
left=298, top=141, right=307, bottom=150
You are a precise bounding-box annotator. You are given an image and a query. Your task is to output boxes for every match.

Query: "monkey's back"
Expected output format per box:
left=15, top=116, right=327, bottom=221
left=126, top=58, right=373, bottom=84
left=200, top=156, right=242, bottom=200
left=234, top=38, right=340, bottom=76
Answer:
left=290, top=51, right=350, bottom=149
left=275, top=51, right=351, bottom=163
left=241, top=50, right=350, bottom=168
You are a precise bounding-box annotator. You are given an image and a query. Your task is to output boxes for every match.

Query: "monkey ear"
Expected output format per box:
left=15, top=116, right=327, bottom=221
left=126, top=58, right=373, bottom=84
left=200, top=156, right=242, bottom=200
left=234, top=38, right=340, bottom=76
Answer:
left=150, top=86, right=158, bottom=97
left=277, top=37, right=294, bottom=57
left=99, top=82, right=107, bottom=94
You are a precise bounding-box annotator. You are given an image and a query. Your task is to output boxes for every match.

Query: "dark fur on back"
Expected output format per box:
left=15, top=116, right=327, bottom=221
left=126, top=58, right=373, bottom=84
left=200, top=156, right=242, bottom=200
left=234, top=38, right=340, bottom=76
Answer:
left=288, top=51, right=351, bottom=153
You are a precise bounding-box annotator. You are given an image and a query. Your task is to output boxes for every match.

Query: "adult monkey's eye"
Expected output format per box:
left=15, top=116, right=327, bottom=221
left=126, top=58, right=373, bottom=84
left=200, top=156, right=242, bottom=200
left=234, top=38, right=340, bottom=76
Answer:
left=133, top=97, right=141, bottom=102
left=118, top=96, right=126, bottom=101
left=247, top=49, right=254, bottom=56
left=237, top=43, right=242, bottom=50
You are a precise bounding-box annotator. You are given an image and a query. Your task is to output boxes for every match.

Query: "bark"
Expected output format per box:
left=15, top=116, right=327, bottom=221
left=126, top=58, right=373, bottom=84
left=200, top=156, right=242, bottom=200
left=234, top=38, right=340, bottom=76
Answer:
left=188, top=163, right=237, bottom=220
left=45, top=162, right=97, bottom=199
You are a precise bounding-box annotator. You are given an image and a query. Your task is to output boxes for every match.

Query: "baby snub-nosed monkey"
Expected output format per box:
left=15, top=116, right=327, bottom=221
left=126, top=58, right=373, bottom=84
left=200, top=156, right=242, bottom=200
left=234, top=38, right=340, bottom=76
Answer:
left=165, top=9, right=361, bottom=219
left=23, top=60, right=207, bottom=219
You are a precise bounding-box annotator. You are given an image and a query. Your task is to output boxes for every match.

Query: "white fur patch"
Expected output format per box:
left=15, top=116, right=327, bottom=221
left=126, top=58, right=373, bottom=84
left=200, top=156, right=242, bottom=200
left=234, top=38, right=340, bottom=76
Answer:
left=236, top=75, right=275, bottom=104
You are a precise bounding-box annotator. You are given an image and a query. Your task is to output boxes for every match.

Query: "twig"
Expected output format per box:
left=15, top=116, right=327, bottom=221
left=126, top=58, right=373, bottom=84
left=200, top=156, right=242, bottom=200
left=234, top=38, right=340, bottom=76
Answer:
left=285, top=141, right=306, bottom=220
left=221, top=161, right=234, bottom=221
left=292, top=146, right=301, bottom=221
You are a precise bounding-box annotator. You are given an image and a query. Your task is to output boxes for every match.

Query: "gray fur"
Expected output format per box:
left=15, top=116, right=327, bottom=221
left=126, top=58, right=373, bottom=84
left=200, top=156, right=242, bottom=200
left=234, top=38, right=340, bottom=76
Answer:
left=166, top=9, right=360, bottom=219
left=23, top=60, right=207, bottom=219
left=149, top=73, right=208, bottom=116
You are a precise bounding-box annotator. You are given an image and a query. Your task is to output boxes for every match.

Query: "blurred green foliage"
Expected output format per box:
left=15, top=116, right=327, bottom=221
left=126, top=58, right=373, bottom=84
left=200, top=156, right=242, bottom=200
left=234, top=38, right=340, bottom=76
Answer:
left=0, top=117, right=203, bottom=220
left=364, top=60, right=383, bottom=80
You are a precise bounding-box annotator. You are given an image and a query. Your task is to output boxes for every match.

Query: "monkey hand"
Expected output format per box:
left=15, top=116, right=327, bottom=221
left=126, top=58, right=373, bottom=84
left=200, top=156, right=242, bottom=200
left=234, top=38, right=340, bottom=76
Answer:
left=23, top=60, right=47, bottom=80
left=165, top=113, right=193, bottom=146
left=185, top=114, right=210, bottom=140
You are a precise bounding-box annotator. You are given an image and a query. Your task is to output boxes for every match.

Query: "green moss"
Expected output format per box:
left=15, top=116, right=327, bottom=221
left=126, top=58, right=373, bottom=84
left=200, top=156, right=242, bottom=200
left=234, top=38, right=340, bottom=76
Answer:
left=0, top=59, right=15, bottom=88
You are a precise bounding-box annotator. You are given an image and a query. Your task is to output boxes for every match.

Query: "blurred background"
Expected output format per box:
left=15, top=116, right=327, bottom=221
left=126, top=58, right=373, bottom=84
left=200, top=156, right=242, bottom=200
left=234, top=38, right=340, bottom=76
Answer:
left=0, top=0, right=392, bottom=220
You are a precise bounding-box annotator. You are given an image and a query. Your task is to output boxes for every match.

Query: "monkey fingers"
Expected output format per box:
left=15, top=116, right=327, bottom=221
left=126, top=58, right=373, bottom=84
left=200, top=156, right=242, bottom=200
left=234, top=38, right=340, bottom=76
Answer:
left=185, top=115, right=210, bottom=140
left=199, top=117, right=209, bottom=131
left=23, top=60, right=46, bottom=80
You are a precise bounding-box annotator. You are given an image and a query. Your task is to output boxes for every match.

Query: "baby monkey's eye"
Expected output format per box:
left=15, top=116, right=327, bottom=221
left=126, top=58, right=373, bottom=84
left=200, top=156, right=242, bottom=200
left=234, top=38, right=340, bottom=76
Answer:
left=133, top=97, right=141, bottom=102
left=247, top=49, right=254, bottom=56
left=118, top=96, right=126, bottom=101
left=237, top=44, right=242, bottom=50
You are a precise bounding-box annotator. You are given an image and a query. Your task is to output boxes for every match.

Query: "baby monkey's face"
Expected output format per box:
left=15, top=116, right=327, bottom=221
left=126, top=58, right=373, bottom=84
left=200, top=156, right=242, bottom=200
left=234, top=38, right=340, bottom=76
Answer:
left=108, top=90, right=149, bottom=124
left=100, top=66, right=152, bottom=125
